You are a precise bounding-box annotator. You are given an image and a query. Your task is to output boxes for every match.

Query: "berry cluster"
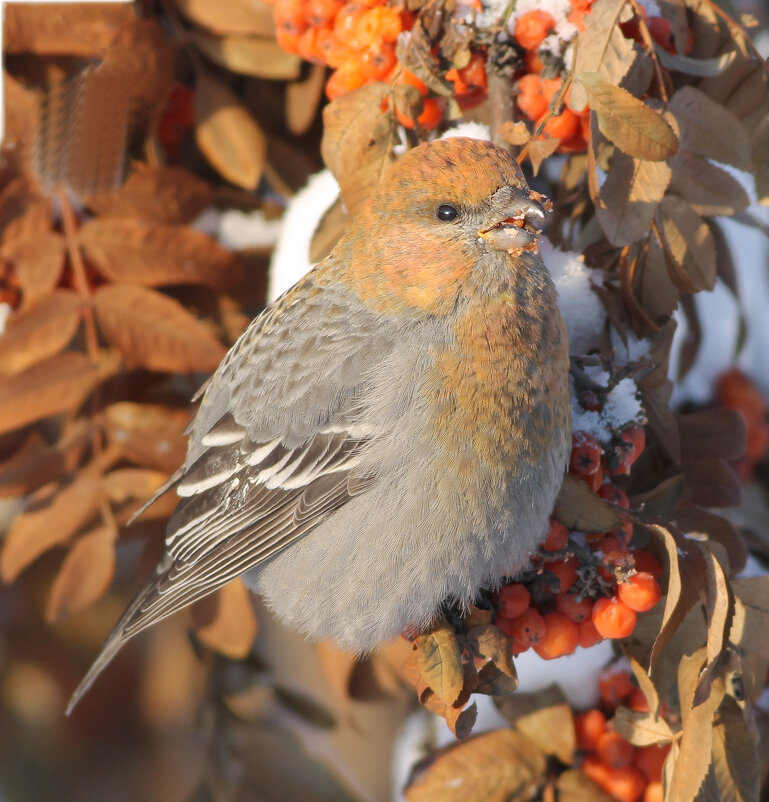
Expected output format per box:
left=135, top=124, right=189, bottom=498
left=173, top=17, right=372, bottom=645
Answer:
left=717, top=369, right=769, bottom=480
left=577, top=667, right=670, bottom=802
left=493, top=423, right=662, bottom=659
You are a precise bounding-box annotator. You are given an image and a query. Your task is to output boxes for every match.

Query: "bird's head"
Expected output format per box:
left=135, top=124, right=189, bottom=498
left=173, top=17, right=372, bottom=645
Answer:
left=343, top=137, right=551, bottom=315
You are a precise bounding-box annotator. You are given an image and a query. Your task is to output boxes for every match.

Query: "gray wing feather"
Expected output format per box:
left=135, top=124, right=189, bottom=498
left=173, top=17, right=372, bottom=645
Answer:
left=67, top=271, right=392, bottom=713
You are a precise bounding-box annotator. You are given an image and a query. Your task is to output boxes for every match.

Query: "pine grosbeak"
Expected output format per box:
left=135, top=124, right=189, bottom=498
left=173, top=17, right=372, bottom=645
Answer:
left=69, top=138, right=571, bottom=712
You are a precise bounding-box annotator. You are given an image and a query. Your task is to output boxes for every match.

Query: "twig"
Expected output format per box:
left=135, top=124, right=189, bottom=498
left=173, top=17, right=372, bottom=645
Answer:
left=628, top=0, right=669, bottom=104
left=700, top=0, right=769, bottom=81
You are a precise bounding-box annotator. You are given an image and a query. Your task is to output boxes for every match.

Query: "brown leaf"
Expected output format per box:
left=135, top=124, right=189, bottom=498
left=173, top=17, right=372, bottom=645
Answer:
left=315, top=641, right=359, bottom=702
left=195, top=68, right=266, bottom=190
left=1, top=232, right=65, bottom=304
left=286, top=64, right=326, bottom=136
left=668, top=153, right=750, bottom=217
left=4, top=3, right=133, bottom=55
left=104, top=402, right=189, bottom=472
left=102, top=468, right=169, bottom=506
left=415, top=621, right=464, bottom=706
left=0, top=290, right=83, bottom=375
left=498, top=121, right=531, bottom=147
left=3, top=72, right=40, bottom=147
left=1, top=474, right=103, bottom=582
left=555, top=769, right=617, bottom=802
left=467, top=625, right=517, bottom=680
left=473, top=663, right=519, bottom=697
left=576, top=72, right=678, bottom=161
left=753, top=116, right=769, bottom=206
left=647, top=523, right=707, bottom=673
left=681, top=459, right=742, bottom=508
left=570, top=0, right=637, bottom=110
left=175, top=0, right=276, bottom=36
left=193, top=31, right=301, bottom=80
left=526, top=136, right=561, bottom=176
left=669, top=87, right=750, bottom=169
left=675, top=504, right=747, bottom=578
left=554, top=474, right=624, bottom=532
left=321, top=83, right=397, bottom=218
left=396, top=23, right=454, bottom=97
left=641, top=383, right=681, bottom=462
left=191, top=578, right=257, bottom=659
left=596, top=151, right=671, bottom=246
left=626, top=654, right=661, bottom=715
left=632, top=235, right=679, bottom=325
left=612, top=707, right=676, bottom=746
left=46, top=525, right=116, bottom=623
left=405, top=729, right=546, bottom=802
left=712, top=695, right=760, bottom=802
left=730, top=577, right=769, bottom=660
left=80, top=219, right=242, bottom=290
left=0, top=178, right=51, bottom=244
left=678, top=409, right=747, bottom=463
left=0, top=351, right=112, bottom=436
left=495, top=684, right=575, bottom=764
left=93, top=285, right=226, bottom=373
left=657, top=195, right=716, bottom=292
left=87, top=164, right=214, bottom=224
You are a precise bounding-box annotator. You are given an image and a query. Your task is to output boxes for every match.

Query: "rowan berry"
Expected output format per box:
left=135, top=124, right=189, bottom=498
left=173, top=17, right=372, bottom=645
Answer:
left=306, top=0, right=343, bottom=27
left=598, top=482, right=630, bottom=508
left=570, top=431, right=604, bottom=478
left=578, top=618, right=603, bottom=648
left=598, top=669, right=634, bottom=708
left=635, top=744, right=670, bottom=783
left=597, top=729, right=635, bottom=768
left=613, top=425, right=646, bottom=475
left=544, top=556, right=578, bottom=594
left=543, top=108, right=579, bottom=140
left=643, top=782, right=663, bottom=802
left=513, top=10, right=555, bottom=50
left=602, top=765, right=646, bottom=802
left=496, top=582, right=531, bottom=619
left=534, top=612, right=579, bottom=659
left=575, top=708, right=607, bottom=750
left=557, top=592, right=594, bottom=623
left=631, top=549, right=663, bottom=579
left=648, top=16, right=674, bottom=51
left=593, top=597, right=637, bottom=639
left=627, top=686, right=650, bottom=712
left=543, top=520, right=569, bottom=551
left=326, top=64, right=367, bottom=99
left=504, top=607, right=547, bottom=653
left=618, top=572, right=662, bottom=613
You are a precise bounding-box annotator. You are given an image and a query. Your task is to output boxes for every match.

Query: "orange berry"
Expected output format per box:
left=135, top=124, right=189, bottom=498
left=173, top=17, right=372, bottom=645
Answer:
left=598, top=669, right=634, bottom=709
left=644, top=782, right=664, bottom=802
left=648, top=16, right=673, bottom=52
left=627, top=686, right=650, bottom=712
left=358, top=41, right=396, bottom=79
left=297, top=27, right=325, bottom=62
left=612, top=425, right=646, bottom=475
left=578, top=618, right=603, bottom=648
left=276, top=26, right=302, bottom=53
left=593, top=597, right=637, bottom=639
left=540, top=76, right=562, bottom=102
left=570, top=430, right=604, bottom=478
left=597, top=729, right=635, bottom=768
left=334, top=3, right=365, bottom=46
left=518, top=91, right=548, bottom=121
left=543, top=520, right=569, bottom=551
left=497, top=582, right=531, bottom=619
left=316, top=28, right=345, bottom=67
left=556, top=592, right=594, bottom=623
left=513, top=9, right=555, bottom=50
left=534, top=611, right=579, bottom=659
left=357, top=5, right=402, bottom=45
left=575, top=708, right=607, bottom=750
left=517, top=73, right=541, bottom=95
left=325, top=64, right=367, bottom=99
left=458, top=51, right=488, bottom=90
left=306, top=0, right=343, bottom=26
left=618, top=572, right=662, bottom=612
left=543, top=108, right=579, bottom=140
left=394, top=68, right=428, bottom=95
left=395, top=97, right=445, bottom=130
left=524, top=50, right=543, bottom=73
left=602, top=766, right=646, bottom=802
left=717, top=369, right=767, bottom=418
left=582, top=754, right=613, bottom=788
left=635, top=744, right=670, bottom=783
left=544, top=556, right=578, bottom=594
left=275, top=0, right=308, bottom=36
left=631, top=549, right=663, bottom=579
left=505, top=607, right=546, bottom=653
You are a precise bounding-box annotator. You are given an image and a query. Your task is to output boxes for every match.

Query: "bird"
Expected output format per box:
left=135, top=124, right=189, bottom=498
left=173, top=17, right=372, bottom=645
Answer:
left=67, top=137, right=571, bottom=713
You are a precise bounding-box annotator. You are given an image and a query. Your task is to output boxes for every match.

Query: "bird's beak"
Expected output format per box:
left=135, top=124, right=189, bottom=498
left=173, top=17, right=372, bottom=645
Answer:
left=478, top=189, right=552, bottom=253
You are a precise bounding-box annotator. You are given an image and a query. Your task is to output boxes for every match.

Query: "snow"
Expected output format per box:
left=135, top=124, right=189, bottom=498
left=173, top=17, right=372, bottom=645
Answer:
left=571, top=376, right=644, bottom=442
left=505, top=0, right=579, bottom=46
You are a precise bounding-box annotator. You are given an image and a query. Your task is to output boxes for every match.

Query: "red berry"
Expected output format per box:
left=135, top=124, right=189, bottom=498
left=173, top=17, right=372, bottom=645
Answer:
left=618, top=572, right=662, bottom=612
left=543, top=520, right=569, bottom=551
left=534, top=612, right=579, bottom=659
left=575, top=708, right=607, bottom=750
left=544, top=556, right=578, bottom=594
left=648, top=16, right=673, bottom=51
left=597, top=729, right=635, bottom=769
left=635, top=744, right=670, bottom=783
left=505, top=607, right=546, bottom=653
left=570, top=430, right=604, bottom=477
left=598, top=482, right=630, bottom=508
left=513, top=9, right=555, bottom=50
left=598, top=669, right=635, bottom=709
left=631, top=549, right=663, bottom=579
left=593, top=597, right=637, bottom=639
left=556, top=592, right=594, bottom=623
left=627, top=686, right=650, bottom=713
left=578, top=618, right=603, bottom=648
left=497, top=582, right=531, bottom=619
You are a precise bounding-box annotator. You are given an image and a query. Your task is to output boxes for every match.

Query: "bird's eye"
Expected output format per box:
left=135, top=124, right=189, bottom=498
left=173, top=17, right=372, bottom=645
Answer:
left=436, top=204, right=459, bottom=222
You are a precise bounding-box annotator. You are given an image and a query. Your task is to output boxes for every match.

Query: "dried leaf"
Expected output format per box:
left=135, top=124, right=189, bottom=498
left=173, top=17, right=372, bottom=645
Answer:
left=495, top=685, right=575, bottom=764
left=576, top=73, right=679, bottom=161
left=4, top=3, right=133, bottom=55
left=647, top=523, right=707, bottom=672
left=191, top=578, right=257, bottom=659
left=467, top=625, right=517, bottom=681
left=633, top=235, right=679, bottom=324
left=669, top=87, right=750, bottom=169
left=396, top=23, right=454, bottom=97
left=93, top=285, right=226, bottom=373
left=0, top=179, right=51, bottom=243
left=1, top=474, right=103, bottom=582
left=498, top=121, right=531, bottom=147
left=556, top=769, right=617, bottom=802
left=415, top=621, right=464, bottom=706
left=712, top=695, right=760, bottom=802
left=102, top=468, right=169, bottom=506
left=730, top=577, right=769, bottom=660
left=175, top=0, right=276, bottom=36
left=571, top=0, right=637, bottom=110
left=596, top=151, right=671, bottom=246
left=104, top=402, right=189, bottom=472
left=679, top=409, right=747, bottom=463
left=80, top=219, right=242, bottom=289
left=681, top=459, right=742, bottom=509
left=1, top=232, right=65, bottom=304
left=753, top=116, right=769, bottom=205
left=193, top=31, right=301, bottom=80
left=473, top=663, right=518, bottom=696
left=286, top=64, right=327, bottom=136
left=195, top=69, right=266, bottom=190
left=668, top=153, right=750, bottom=216
left=657, top=195, right=716, bottom=292
left=612, top=707, right=676, bottom=746
left=526, top=136, right=561, bottom=176
left=46, top=526, right=116, bottom=623
left=0, top=290, right=83, bottom=375
left=554, top=474, right=624, bottom=532
left=87, top=164, right=214, bottom=224
left=676, top=504, right=747, bottom=578
left=0, top=351, right=111, bottom=436
left=321, top=83, right=397, bottom=218
left=656, top=47, right=736, bottom=77
left=405, top=729, right=546, bottom=802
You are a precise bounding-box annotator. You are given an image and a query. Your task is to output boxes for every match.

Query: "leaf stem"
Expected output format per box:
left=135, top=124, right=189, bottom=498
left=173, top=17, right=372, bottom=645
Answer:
left=628, top=0, right=669, bottom=104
